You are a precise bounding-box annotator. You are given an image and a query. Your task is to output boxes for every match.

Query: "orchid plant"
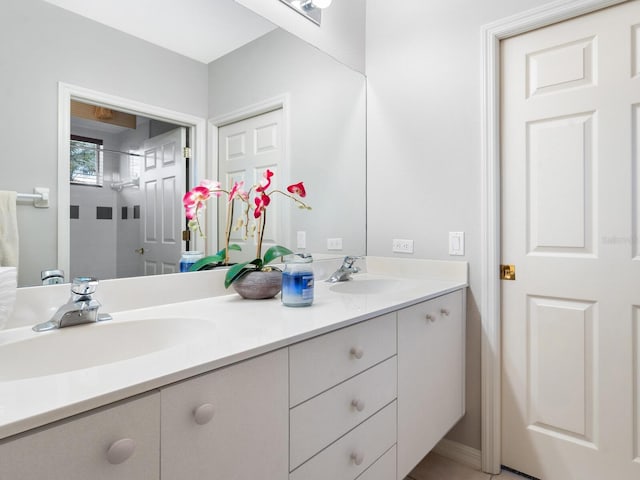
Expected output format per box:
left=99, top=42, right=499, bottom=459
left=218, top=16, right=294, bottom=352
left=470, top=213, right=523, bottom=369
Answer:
left=183, top=179, right=245, bottom=268
left=183, top=169, right=311, bottom=288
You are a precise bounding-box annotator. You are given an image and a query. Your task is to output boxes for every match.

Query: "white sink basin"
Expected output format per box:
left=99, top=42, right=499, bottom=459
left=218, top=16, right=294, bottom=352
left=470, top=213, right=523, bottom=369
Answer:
left=329, top=277, right=407, bottom=295
left=0, top=317, right=215, bottom=381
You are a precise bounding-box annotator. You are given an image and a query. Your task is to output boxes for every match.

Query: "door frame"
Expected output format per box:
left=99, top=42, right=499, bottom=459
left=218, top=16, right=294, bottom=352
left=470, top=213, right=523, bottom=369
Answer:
left=58, top=82, right=207, bottom=278
left=207, top=94, right=291, bottom=253
left=480, top=0, right=629, bottom=474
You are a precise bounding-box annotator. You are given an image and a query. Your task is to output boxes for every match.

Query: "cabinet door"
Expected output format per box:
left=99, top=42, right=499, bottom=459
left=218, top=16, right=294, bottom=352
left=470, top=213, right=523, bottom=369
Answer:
left=0, top=393, right=160, bottom=480
left=397, top=290, right=465, bottom=479
left=161, top=349, right=289, bottom=480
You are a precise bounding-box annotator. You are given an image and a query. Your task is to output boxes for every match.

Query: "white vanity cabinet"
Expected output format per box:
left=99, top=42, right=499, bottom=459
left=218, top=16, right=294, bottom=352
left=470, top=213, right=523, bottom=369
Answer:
left=0, top=392, right=160, bottom=480
left=160, top=349, right=289, bottom=480
left=397, top=290, right=466, bottom=479
left=288, top=312, right=397, bottom=480
left=0, top=276, right=467, bottom=480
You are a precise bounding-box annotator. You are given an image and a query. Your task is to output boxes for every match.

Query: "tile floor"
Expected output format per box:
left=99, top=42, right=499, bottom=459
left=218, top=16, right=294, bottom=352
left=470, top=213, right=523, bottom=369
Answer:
left=406, top=452, right=526, bottom=480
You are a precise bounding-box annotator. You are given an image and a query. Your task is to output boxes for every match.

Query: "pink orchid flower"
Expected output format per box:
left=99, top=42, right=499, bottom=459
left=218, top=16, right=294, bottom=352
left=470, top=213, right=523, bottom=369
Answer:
left=256, top=169, right=274, bottom=193
left=200, top=179, right=223, bottom=197
left=287, top=182, right=306, bottom=198
left=229, top=181, right=247, bottom=201
left=185, top=203, right=198, bottom=220
left=253, top=193, right=271, bottom=218
left=183, top=185, right=210, bottom=208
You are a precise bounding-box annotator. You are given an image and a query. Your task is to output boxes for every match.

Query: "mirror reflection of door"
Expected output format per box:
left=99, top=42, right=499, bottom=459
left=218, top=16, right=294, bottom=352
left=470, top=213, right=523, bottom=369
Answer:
left=69, top=102, right=187, bottom=281
left=218, top=109, right=285, bottom=263
left=140, top=127, right=187, bottom=275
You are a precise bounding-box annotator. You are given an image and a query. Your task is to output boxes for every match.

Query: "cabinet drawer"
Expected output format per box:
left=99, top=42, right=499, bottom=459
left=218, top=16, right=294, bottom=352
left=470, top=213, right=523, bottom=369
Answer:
left=290, top=356, right=397, bottom=470
left=161, top=349, right=289, bottom=480
left=289, top=313, right=396, bottom=406
left=289, top=401, right=396, bottom=480
left=0, top=393, right=160, bottom=480
left=357, top=446, right=397, bottom=480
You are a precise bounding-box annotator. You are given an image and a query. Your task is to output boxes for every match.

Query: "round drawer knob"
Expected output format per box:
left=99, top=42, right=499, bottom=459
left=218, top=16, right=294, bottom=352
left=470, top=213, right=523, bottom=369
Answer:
left=350, top=450, right=365, bottom=466
left=425, top=313, right=436, bottom=322
left=106, top=438, right=136, bottom=465
left=351, top=398, right=366, bottom=412
left=440, top=308, right=450, bottom=316
left=350, top=346, right=364, bottom=359
left=193, top=403, right=215, bottom=425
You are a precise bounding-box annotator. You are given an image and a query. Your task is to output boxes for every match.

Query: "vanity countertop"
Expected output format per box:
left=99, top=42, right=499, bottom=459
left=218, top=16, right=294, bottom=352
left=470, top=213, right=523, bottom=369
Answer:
left=0, top=257, right=467, bottom=441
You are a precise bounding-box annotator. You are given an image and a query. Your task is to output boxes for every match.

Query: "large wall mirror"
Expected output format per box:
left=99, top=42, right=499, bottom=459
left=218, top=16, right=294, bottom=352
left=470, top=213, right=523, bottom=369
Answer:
left=0, top=0, right=366, bottom=287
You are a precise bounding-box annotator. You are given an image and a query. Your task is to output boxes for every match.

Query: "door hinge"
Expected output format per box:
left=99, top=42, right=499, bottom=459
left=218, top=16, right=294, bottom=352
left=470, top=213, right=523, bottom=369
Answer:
left=500, top=264, right=516, bottom=281
left=182, top=230, right=191, bottom=242
left=183, top=147, right=192, bottom=158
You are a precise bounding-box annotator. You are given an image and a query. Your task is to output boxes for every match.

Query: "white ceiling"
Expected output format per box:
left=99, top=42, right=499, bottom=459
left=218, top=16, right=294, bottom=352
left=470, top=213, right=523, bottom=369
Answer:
left=43, top=0, right=277, bottom=64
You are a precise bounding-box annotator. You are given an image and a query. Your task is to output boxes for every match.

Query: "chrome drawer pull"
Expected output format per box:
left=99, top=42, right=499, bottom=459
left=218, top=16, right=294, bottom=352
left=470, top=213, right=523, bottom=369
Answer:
left=350, top=450, right=365, bottom=466
left=193, top=403, right=215, bottom=425
left=440, top=308, right=450, bottom=316
left=425, top=313, right=436, bottom=322
left=350, top=346, right=364, bottom=359
left=106, top=438, right=136, bottom=465
left=351, top=398, right=366, bottom=412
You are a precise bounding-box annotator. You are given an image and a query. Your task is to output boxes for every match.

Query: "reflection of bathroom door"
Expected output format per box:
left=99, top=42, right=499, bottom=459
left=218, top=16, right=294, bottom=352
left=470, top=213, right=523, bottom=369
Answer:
left=501, top=2, right=640, bottom=479
left=140, top=127, right=187, bottom=275
left=218, top=109, right=284, bottom=262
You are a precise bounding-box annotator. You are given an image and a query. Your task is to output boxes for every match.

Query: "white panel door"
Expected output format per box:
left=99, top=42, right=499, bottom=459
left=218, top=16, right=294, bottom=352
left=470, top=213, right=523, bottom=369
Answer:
left=141, top=127, right=186, bottom=275
left=218, top=109, right=284, bottom=262
left=501, top=2, right=640, bottom=479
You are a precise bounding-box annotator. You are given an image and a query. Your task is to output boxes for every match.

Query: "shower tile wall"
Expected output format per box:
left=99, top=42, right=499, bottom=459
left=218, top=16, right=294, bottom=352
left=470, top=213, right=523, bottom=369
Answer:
left=69, top=122, right=146, bottom=281
left=70, top=182, right=118, bottom=280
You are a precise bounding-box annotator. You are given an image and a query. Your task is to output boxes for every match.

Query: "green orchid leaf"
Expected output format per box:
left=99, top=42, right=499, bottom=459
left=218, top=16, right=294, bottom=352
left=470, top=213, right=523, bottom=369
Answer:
left=190, top=244, right=243, bottom=272
left=263, top=245, right=293, bottom=265
left=224, top=258, right=264, bottom=288
left=224, top=261, right=251, bottom=288
left=223, top=261, right=259, bottom=288
left=189, top=254, right=225, bottom=271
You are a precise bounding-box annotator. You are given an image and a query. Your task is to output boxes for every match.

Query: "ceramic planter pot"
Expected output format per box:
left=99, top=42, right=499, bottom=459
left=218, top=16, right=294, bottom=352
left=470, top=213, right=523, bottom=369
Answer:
left=232, top=270, right=282, bottom=300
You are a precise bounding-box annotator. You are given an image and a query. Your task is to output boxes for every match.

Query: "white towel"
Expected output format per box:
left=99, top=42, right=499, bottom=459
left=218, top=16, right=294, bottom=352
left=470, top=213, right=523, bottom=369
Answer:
left=0, top=191, right=19, bottom=267
left=0, top=267, right=17, bottom=329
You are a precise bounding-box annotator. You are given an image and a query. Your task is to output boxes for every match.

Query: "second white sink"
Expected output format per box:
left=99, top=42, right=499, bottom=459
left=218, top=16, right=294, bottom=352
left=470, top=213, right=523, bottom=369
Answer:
left=328, top=277, right=407, bottom=295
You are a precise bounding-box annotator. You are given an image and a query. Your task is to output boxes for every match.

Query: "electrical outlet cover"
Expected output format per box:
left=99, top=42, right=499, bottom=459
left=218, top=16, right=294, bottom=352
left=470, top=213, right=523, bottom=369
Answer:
left=392, top=239, right=414, bottom=253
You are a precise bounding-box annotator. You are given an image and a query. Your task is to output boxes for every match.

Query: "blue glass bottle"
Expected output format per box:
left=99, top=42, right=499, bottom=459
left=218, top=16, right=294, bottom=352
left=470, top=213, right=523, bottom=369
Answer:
left=281, top=254, right=314, bottom=307
left=179, top=251, right=203, bottom=272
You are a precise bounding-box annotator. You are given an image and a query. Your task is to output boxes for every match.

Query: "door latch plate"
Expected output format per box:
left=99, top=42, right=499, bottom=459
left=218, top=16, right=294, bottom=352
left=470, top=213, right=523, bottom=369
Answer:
left=500, top=264, right=516, bottom=280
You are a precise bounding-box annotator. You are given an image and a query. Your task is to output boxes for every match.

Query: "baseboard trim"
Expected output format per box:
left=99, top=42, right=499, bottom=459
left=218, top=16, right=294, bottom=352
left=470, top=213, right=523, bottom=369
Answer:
left=432, top=438, right=482, bottom=471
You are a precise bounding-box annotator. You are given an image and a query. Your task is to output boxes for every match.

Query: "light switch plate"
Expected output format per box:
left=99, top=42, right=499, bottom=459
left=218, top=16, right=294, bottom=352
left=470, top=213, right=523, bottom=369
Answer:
left=296, top=231, right=306, bottom=249
left=449, top=232, right=465, bottom=256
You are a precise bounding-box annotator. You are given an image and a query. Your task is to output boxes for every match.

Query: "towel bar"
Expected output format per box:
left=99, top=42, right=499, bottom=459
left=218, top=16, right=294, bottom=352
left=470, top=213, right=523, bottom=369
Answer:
left=16, top=188, right=49, bottom=208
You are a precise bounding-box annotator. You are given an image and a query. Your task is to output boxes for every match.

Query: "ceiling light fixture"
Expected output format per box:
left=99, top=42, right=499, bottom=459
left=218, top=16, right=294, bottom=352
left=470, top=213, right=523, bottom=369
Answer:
left=278, top=0, right=333, bottom=26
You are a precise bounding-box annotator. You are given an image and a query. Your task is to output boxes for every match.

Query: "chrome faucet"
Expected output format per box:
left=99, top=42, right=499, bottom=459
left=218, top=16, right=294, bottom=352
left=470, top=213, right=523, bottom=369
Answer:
left=33, top=277, right=112, bottom=332
left=326, top=256, right=361, bottom=283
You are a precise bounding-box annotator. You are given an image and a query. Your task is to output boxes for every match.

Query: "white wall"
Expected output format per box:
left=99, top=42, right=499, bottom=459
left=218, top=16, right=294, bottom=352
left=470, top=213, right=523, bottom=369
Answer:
left=208, top=28, right=366, bottom=256
left=236, top=0, right=366, bottom=73
left=0, top=0, right=208, bottom=286
left=366, top=0, right=553, bottom=452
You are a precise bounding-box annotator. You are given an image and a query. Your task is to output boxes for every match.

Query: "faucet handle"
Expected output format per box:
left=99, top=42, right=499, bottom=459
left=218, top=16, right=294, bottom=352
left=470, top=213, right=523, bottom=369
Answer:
left=343, top=256, right=362, bottom=268
left=71, top=277, right=98, bottom=296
